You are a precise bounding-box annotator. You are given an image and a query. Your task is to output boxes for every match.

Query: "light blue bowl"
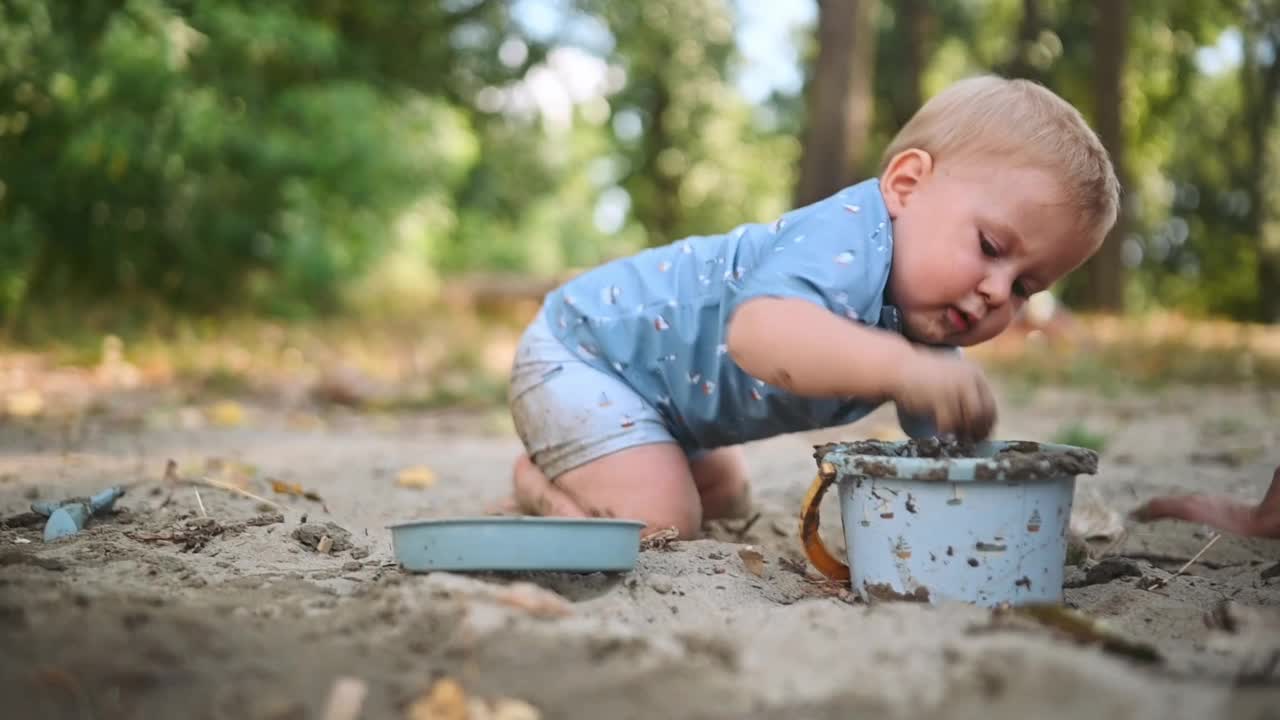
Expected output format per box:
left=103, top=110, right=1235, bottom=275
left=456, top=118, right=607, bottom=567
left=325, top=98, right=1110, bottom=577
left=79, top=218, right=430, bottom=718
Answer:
left=388, top=516, right=648, bottom=573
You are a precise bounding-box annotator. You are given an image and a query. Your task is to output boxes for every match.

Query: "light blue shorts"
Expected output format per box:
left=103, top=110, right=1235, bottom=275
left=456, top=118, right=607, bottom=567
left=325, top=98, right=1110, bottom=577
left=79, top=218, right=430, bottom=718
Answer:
left=508, top=310, right=697, bottom=480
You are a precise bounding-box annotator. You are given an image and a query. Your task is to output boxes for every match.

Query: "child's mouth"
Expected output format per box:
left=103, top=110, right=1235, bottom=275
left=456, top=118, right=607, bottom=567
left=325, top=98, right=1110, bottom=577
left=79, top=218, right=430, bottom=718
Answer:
left=946, top=306, right=971, bottom=334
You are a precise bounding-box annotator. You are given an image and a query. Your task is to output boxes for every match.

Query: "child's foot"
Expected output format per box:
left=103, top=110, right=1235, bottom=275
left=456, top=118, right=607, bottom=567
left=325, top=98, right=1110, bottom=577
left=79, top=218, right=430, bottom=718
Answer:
left=1131, top=465, right=1280, bottom=538
left=511, top=453, right=589, bottom=519
left=691, top=447, right=753, bottom=520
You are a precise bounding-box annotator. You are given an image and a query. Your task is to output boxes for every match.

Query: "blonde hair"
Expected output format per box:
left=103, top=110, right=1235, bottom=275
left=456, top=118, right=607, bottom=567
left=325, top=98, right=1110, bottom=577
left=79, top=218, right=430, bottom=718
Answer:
left=880, top=75, right=1120, bottom=237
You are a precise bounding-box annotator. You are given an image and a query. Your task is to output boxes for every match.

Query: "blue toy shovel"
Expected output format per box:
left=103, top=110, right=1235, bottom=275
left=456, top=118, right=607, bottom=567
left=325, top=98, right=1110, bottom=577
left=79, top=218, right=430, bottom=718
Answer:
left=31, top=486, right=127, bottom=542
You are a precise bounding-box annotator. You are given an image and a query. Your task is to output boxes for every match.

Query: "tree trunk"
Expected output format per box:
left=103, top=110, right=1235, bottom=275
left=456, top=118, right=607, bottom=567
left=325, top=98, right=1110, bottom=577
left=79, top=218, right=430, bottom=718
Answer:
left=1077, top=0, right=1129, bottom=311
left=1003, top=0, right=1046, bottom=82
left=794, top=0, right=878, bottom=207
left=894, top=0, right=929, bottom=127
left=1247, top=22, right=1280, bottom=321
left=641, top=78, right=681, bottom=247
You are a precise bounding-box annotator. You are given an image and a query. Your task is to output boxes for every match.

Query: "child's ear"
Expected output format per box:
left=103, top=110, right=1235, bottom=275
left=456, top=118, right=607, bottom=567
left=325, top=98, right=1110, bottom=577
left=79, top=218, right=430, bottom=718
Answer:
left=879, top=149, right=933, bottom=217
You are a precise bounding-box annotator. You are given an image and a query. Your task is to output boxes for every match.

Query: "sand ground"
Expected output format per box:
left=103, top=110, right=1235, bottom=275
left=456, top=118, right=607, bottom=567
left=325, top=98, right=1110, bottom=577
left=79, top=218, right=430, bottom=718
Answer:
left=2, top=380, right=1279, bottom=719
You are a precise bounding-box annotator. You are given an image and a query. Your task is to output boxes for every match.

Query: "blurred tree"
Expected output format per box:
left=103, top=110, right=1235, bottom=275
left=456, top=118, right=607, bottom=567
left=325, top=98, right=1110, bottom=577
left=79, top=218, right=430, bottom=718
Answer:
left=0, top=0, right=1277, bottom=330
left=581, top=0, right=797, bottom=246
left=1075, top=0, right=1131, bottom=312
left=1127, top=1, right=1276, bottom=320
left=794, top=0, right=879, bottom=206
left=891, top=0, right=932, bottom=129
left=1000, top=0, right=1048, bottom=83
left=1241, top=1, right=1280, bottom=320
left=0, top=0, right=528, bottom=325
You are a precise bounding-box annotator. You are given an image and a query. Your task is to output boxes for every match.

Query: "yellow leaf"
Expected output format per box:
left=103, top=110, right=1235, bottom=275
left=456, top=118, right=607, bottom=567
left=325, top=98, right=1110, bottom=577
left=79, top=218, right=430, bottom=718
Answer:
left=6, top=390, right=44, bottom=418
left=269, top=478, right=324, bottom=503
left=407, top=677, right=469, bottom=720
left=738, top=546, right=766, bottom=577
left=270, top=479, right=305, bottom=496
left=397, top=466, right=437, bottom=489
left=208, top=401, right=244, bottom=427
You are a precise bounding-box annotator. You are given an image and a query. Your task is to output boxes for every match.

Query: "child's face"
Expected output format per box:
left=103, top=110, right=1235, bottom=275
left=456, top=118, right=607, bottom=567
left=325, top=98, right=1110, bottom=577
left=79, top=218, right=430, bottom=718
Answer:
left=880, top=150, right=1104, bottom=347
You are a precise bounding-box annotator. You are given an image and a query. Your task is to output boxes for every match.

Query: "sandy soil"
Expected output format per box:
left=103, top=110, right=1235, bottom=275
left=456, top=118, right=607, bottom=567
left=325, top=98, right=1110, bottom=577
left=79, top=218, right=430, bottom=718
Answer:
left=2, top=381, right=1279, bottom=719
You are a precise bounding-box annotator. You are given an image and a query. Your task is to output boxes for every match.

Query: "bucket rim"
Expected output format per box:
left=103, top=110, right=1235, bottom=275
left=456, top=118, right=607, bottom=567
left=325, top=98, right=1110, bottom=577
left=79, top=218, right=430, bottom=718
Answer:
left=815, top=439, right=1099, bottom=483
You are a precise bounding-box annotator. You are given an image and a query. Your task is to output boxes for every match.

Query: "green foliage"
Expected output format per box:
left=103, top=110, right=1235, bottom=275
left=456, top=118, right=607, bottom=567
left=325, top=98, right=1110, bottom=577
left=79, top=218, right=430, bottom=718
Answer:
left=0, top=0, right=492, bottom=325
left=1051, top=421, right=1108, bottom=453
left=580, top=0, right=798, bottom=244
left=0, top=0, right=1277, bottom=333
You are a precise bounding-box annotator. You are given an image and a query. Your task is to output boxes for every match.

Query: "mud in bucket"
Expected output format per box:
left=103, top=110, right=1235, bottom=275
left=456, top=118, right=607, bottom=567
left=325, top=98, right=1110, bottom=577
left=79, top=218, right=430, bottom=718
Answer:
left=799, top=439, right=1099, bottom=607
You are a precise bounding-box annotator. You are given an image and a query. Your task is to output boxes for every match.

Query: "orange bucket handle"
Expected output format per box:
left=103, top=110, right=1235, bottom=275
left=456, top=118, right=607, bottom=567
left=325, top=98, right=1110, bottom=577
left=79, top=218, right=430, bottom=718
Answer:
left=799, top=461, right=850, bottom=583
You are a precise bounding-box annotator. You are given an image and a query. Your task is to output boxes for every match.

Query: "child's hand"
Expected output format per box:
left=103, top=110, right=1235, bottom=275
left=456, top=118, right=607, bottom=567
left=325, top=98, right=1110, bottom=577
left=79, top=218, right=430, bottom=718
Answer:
left=890, top=349, right=997, bottom=440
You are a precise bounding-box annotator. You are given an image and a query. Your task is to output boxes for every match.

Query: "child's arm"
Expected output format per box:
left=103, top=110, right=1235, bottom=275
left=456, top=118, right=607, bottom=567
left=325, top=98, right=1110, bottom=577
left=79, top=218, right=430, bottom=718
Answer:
left=726, top=297, right=996, bottom=439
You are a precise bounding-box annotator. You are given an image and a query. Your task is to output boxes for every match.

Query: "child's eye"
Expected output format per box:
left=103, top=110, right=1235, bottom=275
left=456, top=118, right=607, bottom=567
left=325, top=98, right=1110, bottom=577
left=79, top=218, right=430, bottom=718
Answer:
left=979, top=232, right=998, bottom=257
left=1012, top=280, right=1030, bottom=299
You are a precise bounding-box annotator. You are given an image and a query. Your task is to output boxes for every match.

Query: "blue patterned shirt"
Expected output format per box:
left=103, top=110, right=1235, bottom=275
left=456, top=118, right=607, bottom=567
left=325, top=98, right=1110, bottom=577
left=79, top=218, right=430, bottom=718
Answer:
left=542, top=178, right=935, bottom=451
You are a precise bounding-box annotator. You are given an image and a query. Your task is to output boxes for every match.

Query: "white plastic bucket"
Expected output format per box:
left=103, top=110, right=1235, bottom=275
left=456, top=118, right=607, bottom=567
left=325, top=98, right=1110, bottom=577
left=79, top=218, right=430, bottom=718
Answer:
left=800, top=440, right=1098, bottom=607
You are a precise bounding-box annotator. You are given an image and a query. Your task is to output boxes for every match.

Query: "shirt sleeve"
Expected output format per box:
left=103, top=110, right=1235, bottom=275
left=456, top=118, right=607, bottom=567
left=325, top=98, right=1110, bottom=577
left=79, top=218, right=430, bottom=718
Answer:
left=725, top=186, right=893, bottom=326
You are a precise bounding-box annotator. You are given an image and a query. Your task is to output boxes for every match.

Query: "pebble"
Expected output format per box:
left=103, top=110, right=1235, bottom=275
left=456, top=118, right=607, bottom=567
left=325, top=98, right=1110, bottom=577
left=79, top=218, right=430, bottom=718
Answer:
left=343, top=561, right=362, bottom=572
left=648, top=574, right=674, bottom=594
left=1084, top=557, right=1143, bottom=585
left=291, top=522, right=352, bottom=552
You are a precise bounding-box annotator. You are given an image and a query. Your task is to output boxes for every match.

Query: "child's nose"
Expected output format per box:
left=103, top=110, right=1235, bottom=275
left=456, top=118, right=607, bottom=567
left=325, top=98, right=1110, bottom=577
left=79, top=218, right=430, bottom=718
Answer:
left=978, top=272, right=1012, bottom=306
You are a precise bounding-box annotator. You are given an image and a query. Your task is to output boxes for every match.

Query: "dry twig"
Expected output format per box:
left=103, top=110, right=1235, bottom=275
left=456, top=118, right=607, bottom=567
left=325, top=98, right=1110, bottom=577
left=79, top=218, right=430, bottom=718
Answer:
left=162, top=459, right=285, bottom=512
left=1144, top=533, right=1221, bottom=591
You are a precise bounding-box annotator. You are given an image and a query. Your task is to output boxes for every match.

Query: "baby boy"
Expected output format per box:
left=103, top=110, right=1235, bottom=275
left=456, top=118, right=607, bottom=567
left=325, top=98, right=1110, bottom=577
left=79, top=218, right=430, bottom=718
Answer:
left=503, top=75, right=1120, bottom=538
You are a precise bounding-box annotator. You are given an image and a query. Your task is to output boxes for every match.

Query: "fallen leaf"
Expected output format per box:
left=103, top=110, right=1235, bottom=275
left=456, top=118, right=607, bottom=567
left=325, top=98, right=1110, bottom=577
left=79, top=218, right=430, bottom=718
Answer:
left=269, top=478, right=324, bottom=503
left=270, top=479, right=305, bottom=496
left=207, top=400, right=244, bottom=428
left=493, top=582, right=573, bottom=619
left=397, top=466, right=438, bottom=489
left=987, top=605, right=1161, bottom=664
left=407, top=677, right=469, bottom=720
left=738, top=546, right=766, bottom=577
left=6, top=390, right=44, bottom=418
left=639, top=526, right=679, bottom=551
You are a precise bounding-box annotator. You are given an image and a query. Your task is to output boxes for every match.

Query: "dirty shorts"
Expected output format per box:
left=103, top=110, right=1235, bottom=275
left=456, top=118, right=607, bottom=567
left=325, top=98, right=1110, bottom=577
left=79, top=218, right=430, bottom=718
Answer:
left=508, top=310, right=698, bottom=480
